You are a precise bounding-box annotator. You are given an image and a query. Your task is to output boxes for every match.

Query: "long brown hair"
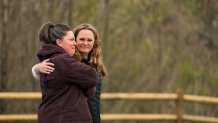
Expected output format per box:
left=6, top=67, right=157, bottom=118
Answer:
left=73, top=23, right=107, bottom=76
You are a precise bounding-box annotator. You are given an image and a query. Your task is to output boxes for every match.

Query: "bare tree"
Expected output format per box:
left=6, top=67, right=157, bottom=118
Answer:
left=0, top=0, right=8, bottom=91
left=0, top=0, right=8, bottom=115
left=68, top=0, right=73, bottom=27
left=102, top=0, right=110, bottom=58
left=198, top=0, right=218, bottom=55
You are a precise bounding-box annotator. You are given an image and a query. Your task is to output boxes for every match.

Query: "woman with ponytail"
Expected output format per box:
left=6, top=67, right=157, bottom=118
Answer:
left=32, top=23, right=107, bottom=123
left=36, top=22, right=97, bottom=123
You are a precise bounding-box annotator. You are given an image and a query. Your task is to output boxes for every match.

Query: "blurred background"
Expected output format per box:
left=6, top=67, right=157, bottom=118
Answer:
left=0, top=0, right=218, bottom=123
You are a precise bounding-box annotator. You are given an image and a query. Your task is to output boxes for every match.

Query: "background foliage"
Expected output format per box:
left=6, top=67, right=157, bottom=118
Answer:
left=1, top=0, right=218, bottom=123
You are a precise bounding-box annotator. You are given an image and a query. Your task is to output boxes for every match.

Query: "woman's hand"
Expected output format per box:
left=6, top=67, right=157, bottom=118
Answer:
left=34, top=59, right=55, bottom=74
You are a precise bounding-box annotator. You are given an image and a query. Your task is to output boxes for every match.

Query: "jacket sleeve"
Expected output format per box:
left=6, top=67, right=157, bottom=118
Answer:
left=54, top=54, right=98, bottom=89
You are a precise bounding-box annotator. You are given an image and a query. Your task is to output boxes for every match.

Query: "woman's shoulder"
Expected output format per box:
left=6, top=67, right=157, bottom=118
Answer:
left=52, top=53, right=77, bottom=61
left=49, top=54, right=78, bottom=68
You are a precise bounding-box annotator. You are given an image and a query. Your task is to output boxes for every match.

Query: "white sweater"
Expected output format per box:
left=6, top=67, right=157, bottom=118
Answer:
left=31, top=65, right=40, bottom=80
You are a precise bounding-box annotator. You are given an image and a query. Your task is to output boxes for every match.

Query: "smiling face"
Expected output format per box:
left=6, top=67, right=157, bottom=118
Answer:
left=56, top=31, right=76, bottom=56
left=76, top=29, right=95, bottom=58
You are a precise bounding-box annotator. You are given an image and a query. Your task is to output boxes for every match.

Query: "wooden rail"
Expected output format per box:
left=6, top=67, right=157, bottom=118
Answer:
left=0, top=92, right=218, bottom=122
left=0, top=92, right=178, bottom=100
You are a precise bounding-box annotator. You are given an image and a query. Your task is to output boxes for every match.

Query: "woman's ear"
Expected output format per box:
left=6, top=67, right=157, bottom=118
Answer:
left=56, top=39, right=62, bottom=46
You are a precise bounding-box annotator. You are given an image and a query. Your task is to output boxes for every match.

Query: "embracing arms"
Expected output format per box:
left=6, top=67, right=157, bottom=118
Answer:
left=32, top=55, right=97, bottom=88
left=32, top=59, right=55, bottom=80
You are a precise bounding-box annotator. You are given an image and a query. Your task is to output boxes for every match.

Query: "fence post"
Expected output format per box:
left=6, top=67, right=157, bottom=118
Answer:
left=175, top=89, right=183, bottom=123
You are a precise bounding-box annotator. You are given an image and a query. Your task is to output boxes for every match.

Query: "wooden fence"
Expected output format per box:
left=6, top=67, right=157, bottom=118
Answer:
left=0, top=91, right=218, bottom=122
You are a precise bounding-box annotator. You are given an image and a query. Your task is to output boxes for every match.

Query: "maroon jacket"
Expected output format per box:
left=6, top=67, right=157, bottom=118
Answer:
left=37, top=44, right=98, bottom=123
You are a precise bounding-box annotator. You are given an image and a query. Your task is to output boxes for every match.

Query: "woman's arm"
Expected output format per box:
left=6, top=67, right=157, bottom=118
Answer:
left=54, top=54, right=98, bottom=88
left=32, top=59, right=55, bottom=80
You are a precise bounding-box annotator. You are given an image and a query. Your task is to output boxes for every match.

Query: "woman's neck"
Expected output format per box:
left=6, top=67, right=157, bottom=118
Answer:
left=83, top=54, right=88, bottom=60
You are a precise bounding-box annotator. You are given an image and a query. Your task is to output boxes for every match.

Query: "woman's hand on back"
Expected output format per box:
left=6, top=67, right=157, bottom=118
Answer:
left=35, top=59, right=55, bottom=74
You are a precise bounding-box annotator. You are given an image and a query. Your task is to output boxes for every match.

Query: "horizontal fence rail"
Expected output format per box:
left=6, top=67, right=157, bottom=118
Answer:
left=0, top=92, right=218, bottom=122
left=0, top=114, right=218, bottom=122
left=0, top=92, right=178, bottom=100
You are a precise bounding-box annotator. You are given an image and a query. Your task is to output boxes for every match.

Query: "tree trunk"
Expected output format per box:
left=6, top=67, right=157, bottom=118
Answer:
left=102, top=0, right=110, bottom=59
left=0, top=0, right=8, bottom=91
left=0, top=0, right=8, bottom=114
left=68, top=0, right=73, bottom=27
